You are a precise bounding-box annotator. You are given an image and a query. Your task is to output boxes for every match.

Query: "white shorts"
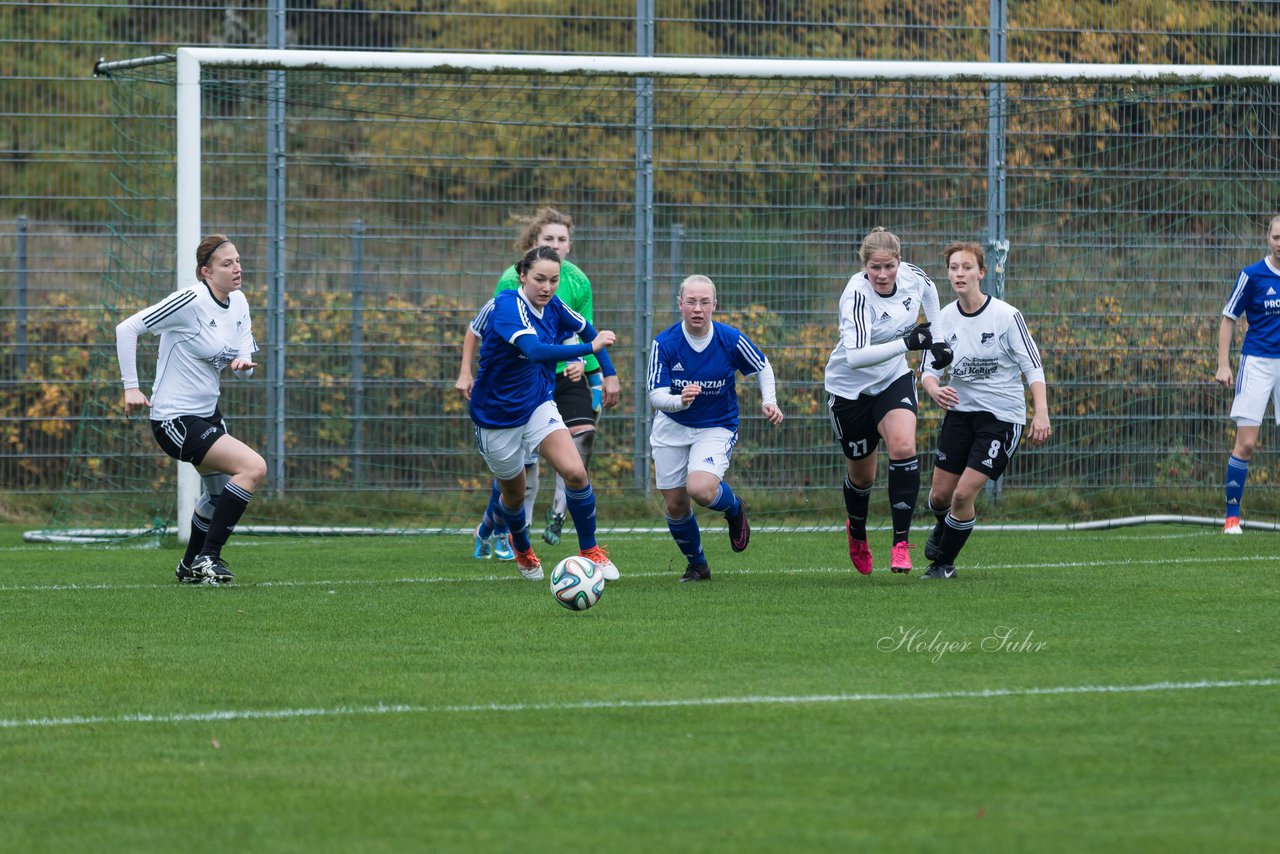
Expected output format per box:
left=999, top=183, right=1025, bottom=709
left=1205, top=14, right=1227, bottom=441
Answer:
left=649, top=412, right=737, bottom=490
left=1231, top=354, right=1280, bottom=425
left=475, top=400, right=565, bottom=480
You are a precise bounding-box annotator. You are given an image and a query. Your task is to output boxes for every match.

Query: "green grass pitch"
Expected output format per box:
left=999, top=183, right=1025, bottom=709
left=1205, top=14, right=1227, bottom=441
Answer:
left=1, top=522, right=1277, bottom=851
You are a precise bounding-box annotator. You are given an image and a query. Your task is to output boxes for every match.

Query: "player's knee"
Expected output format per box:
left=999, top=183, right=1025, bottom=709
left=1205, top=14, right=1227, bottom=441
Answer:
left=560, top=464, right=588, bottom=490
left=194, top=492, right=218, bottom=520
left=951, top=486, right=980, bottom=512
left=687, top=482, right=718, bottom=506
left=664, top=496, right=692, bottom=518
left=885, top=438, right=916, bottom=459
left=240, top=453, right=268, bottom=489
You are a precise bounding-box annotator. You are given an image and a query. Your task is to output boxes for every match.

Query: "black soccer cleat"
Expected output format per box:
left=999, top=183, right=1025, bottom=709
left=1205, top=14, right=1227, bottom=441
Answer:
left=924, top=522, right=944, bottom=562
left=175, top=561, right=200, bottom=584
left=190, top=554, right=235, bottom=584
left=680, top=562, right=712, bottom=582
left=726, top=499, right=750, bottom=553
left=921, top=562, right=957, bottom=580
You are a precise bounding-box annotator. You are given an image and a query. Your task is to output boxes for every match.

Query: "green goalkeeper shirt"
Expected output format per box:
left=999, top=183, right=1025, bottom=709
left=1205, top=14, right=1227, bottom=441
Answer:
left=495, top=258, right=600, bottom=376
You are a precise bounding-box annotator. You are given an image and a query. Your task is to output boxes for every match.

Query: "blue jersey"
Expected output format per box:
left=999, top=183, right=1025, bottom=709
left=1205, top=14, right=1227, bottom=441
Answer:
left=1223, top=258, right=1280, bottom=358
left=470, top=289, right=587, bottom=429
left=647, top=321, right=768, bottom=430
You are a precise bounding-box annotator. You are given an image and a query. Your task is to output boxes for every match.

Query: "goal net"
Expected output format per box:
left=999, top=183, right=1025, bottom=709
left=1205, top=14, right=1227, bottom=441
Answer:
left=39, top=50, right=1280, bottom=540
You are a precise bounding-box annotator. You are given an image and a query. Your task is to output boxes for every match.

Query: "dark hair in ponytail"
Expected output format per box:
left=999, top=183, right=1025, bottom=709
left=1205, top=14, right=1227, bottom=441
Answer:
left=195, top=234, right=232, bottom=281
left=515, top=244, right=562, bottom=277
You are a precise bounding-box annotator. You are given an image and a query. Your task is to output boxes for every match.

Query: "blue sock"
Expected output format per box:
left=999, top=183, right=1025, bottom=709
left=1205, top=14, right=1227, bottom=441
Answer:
left=707, top=481, right=739, bottom=516
left=1225, top=455, right=1249, bottom=518
left=478, top=481, right=503, bottom=539
left=499, top=497, right=530, bottom=552
left=564, top=482, right=597, bottom=551
left=666, top=512, right=706, bottom=566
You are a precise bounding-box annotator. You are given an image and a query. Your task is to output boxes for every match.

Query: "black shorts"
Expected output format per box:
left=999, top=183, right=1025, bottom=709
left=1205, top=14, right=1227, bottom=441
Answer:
left=151, top=408, right=229, bottom=465
left=827, top=372, right=918, bottom=461
left=933, top=410, right=1022, bottom=479
left=555, top=369, right=599, bottom=429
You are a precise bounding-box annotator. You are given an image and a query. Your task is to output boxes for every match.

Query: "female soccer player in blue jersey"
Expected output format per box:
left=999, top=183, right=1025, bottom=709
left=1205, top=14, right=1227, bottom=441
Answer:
left=115, top=234, right=266, bottom=584
left=1215, top=214, right=1280, bottom=534
left=468, top=245, right=621, bottom=581
left=919, top=242, right=1050, bottom=579
left=824, top=227, right=948, bottom=575
left=647, top=275, right=784, bottom=582
left=457, top=207, right=623, bottom=560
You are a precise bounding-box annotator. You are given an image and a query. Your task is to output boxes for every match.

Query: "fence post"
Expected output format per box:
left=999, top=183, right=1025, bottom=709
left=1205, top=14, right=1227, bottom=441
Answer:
left=265, top=0, right=288, bottom=496
left=15, top=216, right=28, bottom=374
left=986, top=0, right=1008, bottom=301
left=634, top=0, right=656, bottom=495
left=350, top=220, right=365, bottom=484
left=986, top=0, right=1008, bottom=504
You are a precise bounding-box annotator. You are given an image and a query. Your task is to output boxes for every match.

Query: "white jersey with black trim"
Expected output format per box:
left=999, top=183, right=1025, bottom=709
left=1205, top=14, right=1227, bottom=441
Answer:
left=924, top=294, right=1044, bottom=425
left=116, top=283, right=257, bottom=420
left=823, top=263, right=939, bottom=399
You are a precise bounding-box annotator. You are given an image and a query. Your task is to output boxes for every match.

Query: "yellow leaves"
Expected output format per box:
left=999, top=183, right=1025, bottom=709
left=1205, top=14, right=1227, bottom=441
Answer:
left=27, top=383, right=71, bottom=438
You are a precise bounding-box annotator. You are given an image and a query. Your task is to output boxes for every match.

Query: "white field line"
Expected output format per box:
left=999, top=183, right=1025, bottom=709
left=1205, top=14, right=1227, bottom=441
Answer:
left=2, top=678, right=1275, bottom=731
left=1, top=551, right=1277, bottom=593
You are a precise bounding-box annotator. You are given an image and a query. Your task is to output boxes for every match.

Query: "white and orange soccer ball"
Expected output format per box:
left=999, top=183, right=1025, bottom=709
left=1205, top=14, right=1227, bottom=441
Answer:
left=550, top=555, right=605, bottom=611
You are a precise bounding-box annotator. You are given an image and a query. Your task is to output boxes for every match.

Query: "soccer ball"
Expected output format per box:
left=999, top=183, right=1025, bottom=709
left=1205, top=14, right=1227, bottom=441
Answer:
left=550, top=555, right=605, bottom=611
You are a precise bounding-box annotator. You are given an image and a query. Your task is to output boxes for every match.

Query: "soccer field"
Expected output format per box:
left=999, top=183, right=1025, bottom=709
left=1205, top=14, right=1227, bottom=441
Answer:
left=2, top=523, right=1276, bottom=851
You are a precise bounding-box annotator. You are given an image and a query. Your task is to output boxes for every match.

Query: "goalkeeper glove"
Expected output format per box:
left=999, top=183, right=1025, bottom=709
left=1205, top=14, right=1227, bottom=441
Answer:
left=928, top=342, right=954, bottom=370
left=901, top=322, right=932, bottom=351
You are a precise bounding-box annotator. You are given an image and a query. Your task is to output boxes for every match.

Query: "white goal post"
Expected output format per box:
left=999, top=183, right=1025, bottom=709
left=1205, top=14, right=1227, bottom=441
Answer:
left=85, top=47, right=1280, bottom=542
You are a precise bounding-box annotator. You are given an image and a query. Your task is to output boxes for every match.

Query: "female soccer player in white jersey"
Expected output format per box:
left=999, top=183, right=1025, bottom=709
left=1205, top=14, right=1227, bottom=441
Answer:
left=1215, top=215, right=1280, bottom=534
left=468, top=245, right=621, bottom=581
left=647, top=275, right=784, bottom=582
left=115, top=234, right=266, bottom=584
left=824, top=227, right=950, bottom=575
left=920, top=242, right=1051, bottom=579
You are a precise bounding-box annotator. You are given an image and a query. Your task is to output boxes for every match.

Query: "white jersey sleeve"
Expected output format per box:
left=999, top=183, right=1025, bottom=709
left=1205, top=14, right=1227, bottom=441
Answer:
left=754, top=359, right=777, bottom=407
left=115, top=288, right=201, bottom=390
left=235, top=294, right=258, bottom=359
left=824, top=264, right=933, bottom=399
left=1006, top=307, right=1045, bottom=387
left=912, top=263, right=941, bottom=324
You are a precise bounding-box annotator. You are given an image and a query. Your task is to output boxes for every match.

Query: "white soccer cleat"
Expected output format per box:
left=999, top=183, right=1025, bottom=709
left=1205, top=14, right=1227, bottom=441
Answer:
left=514, top=546, right=544, bottom=580
left=1223, top=516, right=1243, bottom=535
left=580, top=545, right=619, bottom=581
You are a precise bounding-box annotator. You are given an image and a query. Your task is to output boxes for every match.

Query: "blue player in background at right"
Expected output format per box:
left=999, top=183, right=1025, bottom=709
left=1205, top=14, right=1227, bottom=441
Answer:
left=1215, top=214, right=1280, bottom=534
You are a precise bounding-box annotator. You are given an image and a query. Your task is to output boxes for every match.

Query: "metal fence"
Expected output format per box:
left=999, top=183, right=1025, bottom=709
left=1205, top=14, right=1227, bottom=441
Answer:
left=4, top=2, right=1280, bottom=526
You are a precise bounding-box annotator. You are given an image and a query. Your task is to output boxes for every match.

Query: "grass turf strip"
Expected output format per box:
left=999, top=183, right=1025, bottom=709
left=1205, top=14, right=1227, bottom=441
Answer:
left=1, top=525, right=1276, bottom=851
